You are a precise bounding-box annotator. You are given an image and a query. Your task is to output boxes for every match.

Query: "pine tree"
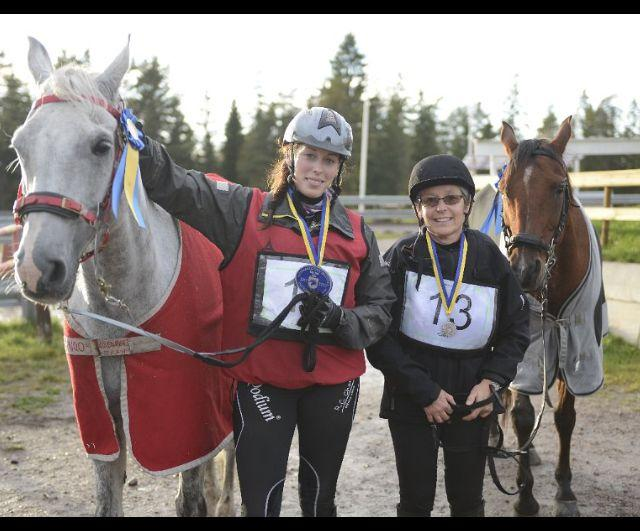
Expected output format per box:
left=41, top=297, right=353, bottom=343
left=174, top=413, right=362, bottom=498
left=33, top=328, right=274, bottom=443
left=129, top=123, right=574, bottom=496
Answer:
left=221, top=100, right=243, bottom=183
left=54, top=49, right=91, bottom=69
left=579, top=92, right=623, bottom=170
left=471, top=102, right=495, bottom=140
left=0, top=54, right=32, bottom=209
left=622, top=99, right=640, bottom=168
left=238, top=102, right=278, bottom=187
left=537, top=107, right=559, bottom=139
left=411, top=92, right=441, bottom=163
left=310, top=34, right=367, bottom=193
left=442, top=107, right=469, bottom=160
left=196, top=93, right=218, bottom=174
left=384, top=92, right=411, bottom=194
left=364, top=95, right=388, bottom=195
left=165, top=96, right=197, bottom=169
left=504, top=75, right=521, bottom=130
left=126, top=58, right=196, bottom=168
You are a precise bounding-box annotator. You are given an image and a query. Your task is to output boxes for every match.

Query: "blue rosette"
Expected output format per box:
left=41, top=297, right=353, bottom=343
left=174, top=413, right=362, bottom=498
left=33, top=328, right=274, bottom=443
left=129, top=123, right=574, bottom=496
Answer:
left=120, top=108, right=145, bottom=151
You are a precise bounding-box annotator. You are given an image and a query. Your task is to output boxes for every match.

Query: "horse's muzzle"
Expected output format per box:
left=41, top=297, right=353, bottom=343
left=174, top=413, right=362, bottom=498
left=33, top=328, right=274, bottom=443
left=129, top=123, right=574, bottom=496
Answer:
left=511, top=251, right=544, bottom=292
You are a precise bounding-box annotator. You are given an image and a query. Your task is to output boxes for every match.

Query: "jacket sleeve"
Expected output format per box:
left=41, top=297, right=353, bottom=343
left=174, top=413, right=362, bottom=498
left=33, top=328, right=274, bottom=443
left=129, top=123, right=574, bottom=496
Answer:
left=479, top=255, right=531, bottom=386
left=138, top=137, right=254, bottom=260
left=333, top=222, right=395, bottom=350
left=365, top=242, right=441, bottom=407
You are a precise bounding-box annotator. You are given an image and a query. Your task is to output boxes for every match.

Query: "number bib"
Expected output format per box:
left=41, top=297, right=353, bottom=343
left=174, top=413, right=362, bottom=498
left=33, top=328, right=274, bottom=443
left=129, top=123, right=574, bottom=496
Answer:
left=400, top=271, right=498, bottom=350
left=252, top=253, right=349, bottom=334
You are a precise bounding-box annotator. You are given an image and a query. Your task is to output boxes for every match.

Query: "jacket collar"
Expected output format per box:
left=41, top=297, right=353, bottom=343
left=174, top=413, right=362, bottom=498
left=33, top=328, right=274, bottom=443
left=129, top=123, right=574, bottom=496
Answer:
left=259, top=192, right=355, bottom=240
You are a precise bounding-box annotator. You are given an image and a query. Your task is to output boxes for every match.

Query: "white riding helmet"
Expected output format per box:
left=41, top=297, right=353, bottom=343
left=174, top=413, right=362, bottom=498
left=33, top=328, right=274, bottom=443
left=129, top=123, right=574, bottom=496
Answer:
left=284, top=107, right=353, bottom=158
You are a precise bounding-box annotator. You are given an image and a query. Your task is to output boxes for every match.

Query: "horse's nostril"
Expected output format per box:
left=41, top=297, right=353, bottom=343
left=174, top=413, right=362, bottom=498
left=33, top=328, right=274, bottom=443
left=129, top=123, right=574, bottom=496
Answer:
left=533, top=259, right=541, bottom=276
left=40, top=259, right=67, bottom=288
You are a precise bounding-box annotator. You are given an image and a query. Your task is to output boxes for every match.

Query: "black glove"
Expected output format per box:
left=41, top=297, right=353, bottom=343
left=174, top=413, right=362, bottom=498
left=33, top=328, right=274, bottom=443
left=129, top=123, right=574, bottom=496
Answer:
left=297, top=293, right=343, bottom=331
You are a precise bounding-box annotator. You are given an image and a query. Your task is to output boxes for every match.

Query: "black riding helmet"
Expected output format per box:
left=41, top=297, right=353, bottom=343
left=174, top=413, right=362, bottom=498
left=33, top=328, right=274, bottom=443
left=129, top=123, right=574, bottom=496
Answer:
left=408, top=154, right=476, bottom=202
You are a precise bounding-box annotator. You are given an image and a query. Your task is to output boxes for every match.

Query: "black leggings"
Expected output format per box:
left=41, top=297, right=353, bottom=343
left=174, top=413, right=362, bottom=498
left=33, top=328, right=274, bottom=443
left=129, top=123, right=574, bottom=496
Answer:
left=389, top=416, right=490, bottom=517
left=233, top=379, right=360, bottom=517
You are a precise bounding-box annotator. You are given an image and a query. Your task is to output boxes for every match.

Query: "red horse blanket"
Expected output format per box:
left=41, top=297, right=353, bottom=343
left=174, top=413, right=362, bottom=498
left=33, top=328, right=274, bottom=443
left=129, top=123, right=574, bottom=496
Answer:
left=64, top=221, right=233, bottom=475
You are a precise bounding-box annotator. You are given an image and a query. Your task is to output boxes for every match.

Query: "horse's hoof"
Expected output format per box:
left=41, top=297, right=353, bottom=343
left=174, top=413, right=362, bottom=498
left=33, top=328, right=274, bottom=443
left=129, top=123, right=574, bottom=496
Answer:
left=215, top=498, right=236, bottom=517
left=528, top=447, right=542, bottom=467
left=514, top=499, right=540, bottom=517
left=555, top=500, right=580, bottom=517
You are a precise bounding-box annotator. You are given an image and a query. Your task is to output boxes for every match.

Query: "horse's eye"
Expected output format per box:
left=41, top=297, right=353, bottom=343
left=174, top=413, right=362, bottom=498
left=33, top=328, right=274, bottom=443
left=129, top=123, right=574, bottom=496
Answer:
left=92, top=140, right=112, bottom=156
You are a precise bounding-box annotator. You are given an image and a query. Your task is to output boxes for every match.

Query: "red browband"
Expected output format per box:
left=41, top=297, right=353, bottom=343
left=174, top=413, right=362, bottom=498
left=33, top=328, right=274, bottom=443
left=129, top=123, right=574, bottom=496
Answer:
left=31, top=95, right=121, bottom=120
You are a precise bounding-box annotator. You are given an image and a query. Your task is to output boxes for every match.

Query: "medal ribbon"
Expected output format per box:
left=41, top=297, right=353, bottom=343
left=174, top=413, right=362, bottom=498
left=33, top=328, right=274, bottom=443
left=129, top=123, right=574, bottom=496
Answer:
left=286, top=190, right=331, bottom=266
left=111, top=109, right=146, bottom=228
left=426, top=231, right=468, bottom=316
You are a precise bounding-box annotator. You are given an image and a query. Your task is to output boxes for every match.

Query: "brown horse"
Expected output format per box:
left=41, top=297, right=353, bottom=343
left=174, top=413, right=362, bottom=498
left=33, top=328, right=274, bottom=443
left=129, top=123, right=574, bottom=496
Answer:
left=498, top=117, right=603, bottom=517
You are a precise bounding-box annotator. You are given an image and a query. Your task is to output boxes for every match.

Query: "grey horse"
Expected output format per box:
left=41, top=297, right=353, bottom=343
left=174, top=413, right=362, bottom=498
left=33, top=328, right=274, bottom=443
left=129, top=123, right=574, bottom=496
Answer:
left=12, top=37, right=235, bottom=517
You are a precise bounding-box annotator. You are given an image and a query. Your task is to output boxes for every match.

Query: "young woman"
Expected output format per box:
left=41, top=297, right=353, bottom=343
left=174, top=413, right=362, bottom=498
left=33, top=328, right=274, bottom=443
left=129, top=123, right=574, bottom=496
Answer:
left=367, top=154, right=530, bottom=517
left=138, top=107, right=395, bottom=517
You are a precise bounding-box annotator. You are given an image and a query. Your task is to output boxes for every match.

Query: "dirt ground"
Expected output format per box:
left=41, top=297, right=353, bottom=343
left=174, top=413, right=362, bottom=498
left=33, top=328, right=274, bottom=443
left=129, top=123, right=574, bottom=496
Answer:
left=0, top=359, right=638, bottom=517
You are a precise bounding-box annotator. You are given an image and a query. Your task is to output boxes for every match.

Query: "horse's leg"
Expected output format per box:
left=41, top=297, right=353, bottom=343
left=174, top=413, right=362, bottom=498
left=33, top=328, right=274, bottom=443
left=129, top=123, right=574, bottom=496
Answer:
left=203, top=446, right=237, bottom=517
left=176, top=465, right=208, bottom=517
left=93, top=420, right=127, bottom=517
left=216, top=446, right=236, bottom=516
left=511, top=391, right=540, bottom=516
left=554, top=378, right=580, bottom=517
left=528, top=444, right=542, bottom=466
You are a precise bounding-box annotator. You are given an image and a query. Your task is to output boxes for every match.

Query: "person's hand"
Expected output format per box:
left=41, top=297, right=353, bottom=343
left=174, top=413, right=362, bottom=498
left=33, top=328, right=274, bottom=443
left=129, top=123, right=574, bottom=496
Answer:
left=462, top=379, right=494, bottom=421
left=297, top=293, right=343, bottom=331
left=423, top=389, right=457, bottom=424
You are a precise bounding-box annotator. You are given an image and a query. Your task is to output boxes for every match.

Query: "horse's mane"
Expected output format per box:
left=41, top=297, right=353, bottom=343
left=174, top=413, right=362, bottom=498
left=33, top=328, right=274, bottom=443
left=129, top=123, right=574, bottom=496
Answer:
left=35, top=66, right=107, bottom=120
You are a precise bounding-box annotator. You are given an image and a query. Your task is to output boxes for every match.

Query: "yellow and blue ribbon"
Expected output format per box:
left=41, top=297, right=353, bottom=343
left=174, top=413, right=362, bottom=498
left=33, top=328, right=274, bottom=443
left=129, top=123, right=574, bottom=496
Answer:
left=111, top=109, right=146, bottom=228
left=286, top=189, right=330, bottom=266
left=426, top=231, right=468, bottom=316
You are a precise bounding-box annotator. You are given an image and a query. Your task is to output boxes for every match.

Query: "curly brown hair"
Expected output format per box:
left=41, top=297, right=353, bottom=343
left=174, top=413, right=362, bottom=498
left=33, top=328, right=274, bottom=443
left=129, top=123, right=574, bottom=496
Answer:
left=263, top=143, right=347, bottom=226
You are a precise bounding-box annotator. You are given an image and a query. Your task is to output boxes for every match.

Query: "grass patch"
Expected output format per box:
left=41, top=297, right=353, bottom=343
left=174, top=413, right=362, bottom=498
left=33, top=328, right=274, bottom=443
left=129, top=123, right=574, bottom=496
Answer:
left=603, top=334, right=640, bottom=393
left=12, top=395, right=56, bottom=413
left=0, top=320, right=68, bottom=419
left=2, top=444, right=25, bottom=452
left=592, top=221, right=640, bottom=263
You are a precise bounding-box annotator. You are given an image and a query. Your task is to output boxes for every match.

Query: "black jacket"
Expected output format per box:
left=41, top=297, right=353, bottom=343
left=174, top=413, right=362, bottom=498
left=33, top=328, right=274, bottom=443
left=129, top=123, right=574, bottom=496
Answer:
left=366, top=228, right=530, bottom=423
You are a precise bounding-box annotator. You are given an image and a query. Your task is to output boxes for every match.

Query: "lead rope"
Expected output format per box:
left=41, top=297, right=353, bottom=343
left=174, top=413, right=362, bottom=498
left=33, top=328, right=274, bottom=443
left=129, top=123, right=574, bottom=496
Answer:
left=484, top=241, right=556, bottom=495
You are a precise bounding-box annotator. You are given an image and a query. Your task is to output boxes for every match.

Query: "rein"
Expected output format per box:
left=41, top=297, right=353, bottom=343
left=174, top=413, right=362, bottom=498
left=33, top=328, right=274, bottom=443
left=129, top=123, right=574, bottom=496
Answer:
left=64, top=293, right=308, bottom=369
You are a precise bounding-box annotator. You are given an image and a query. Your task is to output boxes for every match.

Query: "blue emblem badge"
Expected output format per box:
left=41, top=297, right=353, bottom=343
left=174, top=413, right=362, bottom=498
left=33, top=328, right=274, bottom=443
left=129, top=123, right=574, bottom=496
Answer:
left=295, top=265, right=333, bottom=296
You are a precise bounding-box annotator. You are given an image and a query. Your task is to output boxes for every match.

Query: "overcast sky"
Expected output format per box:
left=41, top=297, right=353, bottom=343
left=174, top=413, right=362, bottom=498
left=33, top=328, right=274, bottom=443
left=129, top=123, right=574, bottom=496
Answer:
left=2, top=14, right=639, bottom=143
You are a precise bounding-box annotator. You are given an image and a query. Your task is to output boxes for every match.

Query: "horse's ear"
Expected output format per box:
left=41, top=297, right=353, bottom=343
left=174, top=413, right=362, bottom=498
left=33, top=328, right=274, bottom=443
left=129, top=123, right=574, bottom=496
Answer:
left=28, top=37, right=54, bottom=85
left=500, top=121, right=518, bottom=157
left=96, top=37, right=130, bottom=102
left=550, top=116, right=572, bottom=155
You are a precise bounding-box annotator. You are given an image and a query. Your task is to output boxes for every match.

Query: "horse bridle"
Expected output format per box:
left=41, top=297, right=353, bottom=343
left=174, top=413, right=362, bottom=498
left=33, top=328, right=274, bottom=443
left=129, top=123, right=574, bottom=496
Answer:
left=12, top=95, right=124, bottom=262
left=502, top=144, right=572, bottom=260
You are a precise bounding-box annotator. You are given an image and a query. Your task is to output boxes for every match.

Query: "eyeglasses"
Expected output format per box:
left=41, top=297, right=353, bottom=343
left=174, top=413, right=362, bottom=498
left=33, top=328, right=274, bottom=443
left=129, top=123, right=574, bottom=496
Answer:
left=417, top=194, right=465, bottom=208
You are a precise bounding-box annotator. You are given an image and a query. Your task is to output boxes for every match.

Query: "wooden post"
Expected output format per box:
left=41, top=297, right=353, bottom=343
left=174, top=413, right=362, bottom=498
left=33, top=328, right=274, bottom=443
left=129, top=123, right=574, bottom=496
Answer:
left=601, top=186, right=612, bottom=245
